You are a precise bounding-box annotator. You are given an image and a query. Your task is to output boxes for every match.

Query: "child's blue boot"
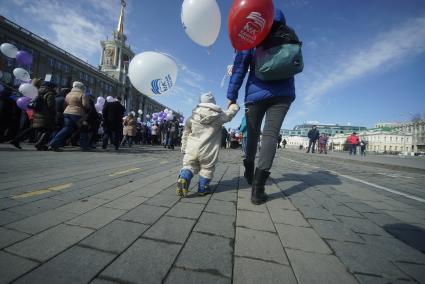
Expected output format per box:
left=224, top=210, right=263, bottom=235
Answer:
left=177, top=169, right=193, bottom=197
left=198, top=176, right=211, bottom=196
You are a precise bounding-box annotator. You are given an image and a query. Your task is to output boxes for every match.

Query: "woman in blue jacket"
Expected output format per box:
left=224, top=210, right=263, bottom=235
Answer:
left=227, top=9, right=296, bottom=205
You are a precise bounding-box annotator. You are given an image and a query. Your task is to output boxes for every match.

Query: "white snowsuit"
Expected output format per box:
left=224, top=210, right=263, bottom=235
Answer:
left=181, top=103, right=240, bottom=179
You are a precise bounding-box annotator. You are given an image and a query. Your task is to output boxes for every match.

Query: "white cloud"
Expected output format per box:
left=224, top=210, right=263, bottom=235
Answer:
left=302, top=14, right=425, bottom=106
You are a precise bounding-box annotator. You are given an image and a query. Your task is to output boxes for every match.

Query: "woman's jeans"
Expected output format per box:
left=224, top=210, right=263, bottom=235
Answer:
left=50, top=114, right=81, bottom=147
left=245, top=97, right=292, bottom=171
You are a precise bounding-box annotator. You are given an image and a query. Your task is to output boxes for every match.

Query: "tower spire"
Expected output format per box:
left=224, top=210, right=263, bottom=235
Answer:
left=117, top=0, right=126, bottom=35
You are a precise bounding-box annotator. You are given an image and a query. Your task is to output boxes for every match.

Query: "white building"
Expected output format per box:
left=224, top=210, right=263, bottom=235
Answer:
left=282, top=136, right=310, bottom=149
left=328, top=128, right=414, bottom=154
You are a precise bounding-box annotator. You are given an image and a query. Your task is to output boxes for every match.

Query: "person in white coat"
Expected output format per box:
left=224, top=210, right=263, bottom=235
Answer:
left=177, top=92, right=240, bottom=197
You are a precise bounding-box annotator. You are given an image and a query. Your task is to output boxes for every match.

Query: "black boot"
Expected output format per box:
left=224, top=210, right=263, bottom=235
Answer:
left=251, top=168, right=270, bottom=205
left=243, top=159, right=254, bottom=185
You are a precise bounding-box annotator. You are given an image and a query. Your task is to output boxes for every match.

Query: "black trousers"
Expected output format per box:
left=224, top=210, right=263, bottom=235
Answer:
left=245, top=97, right=292, bottom=171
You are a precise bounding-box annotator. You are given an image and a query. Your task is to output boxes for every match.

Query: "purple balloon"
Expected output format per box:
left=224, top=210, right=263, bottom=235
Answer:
left=16, top=51, right=33, bottom=65
left=16, top=96, right=32, bottom=110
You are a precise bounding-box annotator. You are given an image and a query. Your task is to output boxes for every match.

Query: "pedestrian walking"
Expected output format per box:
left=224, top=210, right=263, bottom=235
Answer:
left=306, top=125, right=319, bottom=153
left=101, top=97, right=125, bottom=150
left=347, top=132, right=359, bottom=155
left=49, top=81, right=90, bottom=151
left=121, top=112, right=137, bottom=147
left=282, top=138, right=287, bottom=149
left=177, top=92, right=239, bottom=197
left=318, top=133, right=328, bottom=154
left=360, top=139, right=367, bottom=156
left=277, top=134, right=282, bottom=149
left=151, top=123, right=159, bottom=145
left=227, top=8, right=299, bottom=205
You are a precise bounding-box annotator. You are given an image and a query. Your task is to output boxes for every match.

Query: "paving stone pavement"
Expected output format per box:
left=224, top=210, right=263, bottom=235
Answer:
left=0, top=144, right=424, bottom=283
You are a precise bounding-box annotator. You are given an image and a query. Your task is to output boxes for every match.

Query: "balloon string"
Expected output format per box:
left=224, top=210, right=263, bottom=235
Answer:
left=220, top=74, right=227, bottom=88
left=207, top=46, right=212, bottom=55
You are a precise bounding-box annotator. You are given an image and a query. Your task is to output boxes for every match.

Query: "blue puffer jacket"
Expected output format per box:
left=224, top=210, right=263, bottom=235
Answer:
left=227, top=9, right=296, bottom=105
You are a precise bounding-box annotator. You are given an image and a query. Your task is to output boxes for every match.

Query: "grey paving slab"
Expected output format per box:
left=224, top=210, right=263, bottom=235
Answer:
left=235, top=227, right=289, bottom=265
left=309, top=219, right=364, bottom=242
left=0, top=227, right=29, bottom=249
left=344, top=201, right=383, bottom=214
left=296, top=205, right=338, bottom=221
left=80, top=220, right=148, bottom=254
left=236, top=210, right=275, bottom=232
left=103, top=195, right=147, bottom=210
left=88, top=278, right=117, bottom=284
left=384, top=225, right=425, bottom=253
left=6, top=198, right=68, bottom=216
left=204, top=199, right=236, bottom=216
left=0, top=251, right=39, bottom=284
left=119, top=203, right=168, bottom=225
left=353, top=274, right=395, bottom=284
left=286, top=249, right=357, bottom=284
left=233, top=256, right=296, bottom=284
left=90, top=186, right=138, bottom=201
left=66, top=206, right=126, bottom=229
left=165, top=267, right=230, bottom=284
left=180, top=193, right=211, bottom=204
left=362, top=212, right=405, bottom=227
left=14, top=246, right=115, bottom=284
left=194, top=212, right=235, bottom=239
left=237, top=196, right=268, bottom=213
left=0, top=209, right=26, bottom=225
left=337, top=215, right=387, bottom=235
left=100, top=238, right=181, bottom=283
left=5, top=209, right=78, bottom=234
left=211, top=191, right=238, bottom=202
left=275, top=223, right=332, bottom=254
left=268, top=207, right=311, bottom=227
left=395, top=262, right=425, bottom=284
left=5, top=224, right=93, bottom=262
left=145, top=193, right=180, bottom=208
left=143, top=216, right=195, bottom=244
left=0, top=198, right=21, bottom=210
left=175, top=232, right=233, bottom=278
left=165, top=202, right=205, bottom=219
left=55, top=197, right=108, bottom=214
left=266, top=196, right=298, bottom=211
left=328, top=240, right=411, bottom=280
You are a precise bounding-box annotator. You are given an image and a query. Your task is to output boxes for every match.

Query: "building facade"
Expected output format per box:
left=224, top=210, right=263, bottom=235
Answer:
left=281, top=122, right=367, bottom=137
left=0, top=7, right=179, bottom=120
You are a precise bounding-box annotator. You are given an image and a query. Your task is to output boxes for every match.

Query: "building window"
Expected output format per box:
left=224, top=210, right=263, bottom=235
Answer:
left=55, top=61, right=62, bottom=70
left=48, top=58, right=54, bottom=66
left=395, top=146, right=397, bottom=151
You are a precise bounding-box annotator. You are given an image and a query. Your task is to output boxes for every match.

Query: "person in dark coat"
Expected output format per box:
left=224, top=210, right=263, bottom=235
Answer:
left=102, top=99, right=125, bottom=150
left=53, top=87, right=70, bottom=134
left=0, top=85, right=21, bottom=143
left=306, top=125, right=320, bottom=153
left=32, top=81, right=56, bottom=150
left=227, top=8, right=296, bottom=205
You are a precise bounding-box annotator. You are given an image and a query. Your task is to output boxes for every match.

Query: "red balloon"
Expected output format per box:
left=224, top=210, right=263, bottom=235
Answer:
left=228, top=0, right=275, bottom=51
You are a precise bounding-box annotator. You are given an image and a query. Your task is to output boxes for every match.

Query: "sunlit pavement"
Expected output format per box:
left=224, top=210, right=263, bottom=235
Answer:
left=0, top=144, right=424, bottom=283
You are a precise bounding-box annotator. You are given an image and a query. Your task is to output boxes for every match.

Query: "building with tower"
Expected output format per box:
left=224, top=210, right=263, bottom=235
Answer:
left=0, top=1, right=179, bottom=120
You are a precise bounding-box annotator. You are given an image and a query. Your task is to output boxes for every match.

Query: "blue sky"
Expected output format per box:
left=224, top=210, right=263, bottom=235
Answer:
left=1, top=0, right=425, bottom=129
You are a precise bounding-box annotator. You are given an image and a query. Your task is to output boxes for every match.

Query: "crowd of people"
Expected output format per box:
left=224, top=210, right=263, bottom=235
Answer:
left=0, top=79, right=184, bottom=152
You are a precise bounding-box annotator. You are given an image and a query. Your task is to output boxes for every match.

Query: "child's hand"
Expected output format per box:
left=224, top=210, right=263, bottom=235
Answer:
left=227, top=100, right=236, bottom=109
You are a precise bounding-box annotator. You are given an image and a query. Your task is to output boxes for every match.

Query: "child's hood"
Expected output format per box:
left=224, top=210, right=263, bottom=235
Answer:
left=192, top=103, right=223, bottom=124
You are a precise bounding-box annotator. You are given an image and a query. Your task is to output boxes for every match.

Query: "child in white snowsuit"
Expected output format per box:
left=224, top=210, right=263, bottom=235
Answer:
left=177, top=92, right=240, bottom=196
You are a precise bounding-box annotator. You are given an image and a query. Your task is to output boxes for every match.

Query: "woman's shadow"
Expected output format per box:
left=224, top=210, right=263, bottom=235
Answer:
left=267, top=170, right=342, bottom=200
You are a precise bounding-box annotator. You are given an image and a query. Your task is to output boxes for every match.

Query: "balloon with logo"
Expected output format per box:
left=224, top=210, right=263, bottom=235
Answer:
left=228, top=0, right=274, bottom=50
left=18, top=83, right=38, bottom=99
left=106, top=96, right=114, bottom=103
left=181, top=0, right=221, bottom=47
left=0, top=43, right=18, bottom=58
left=16, top=96, right=32, bottom=111
left=13, top=68, right=31, bottom=82
left=16, top=51, right=33, bottom=65
left=128, top=51, right=177, bottom=96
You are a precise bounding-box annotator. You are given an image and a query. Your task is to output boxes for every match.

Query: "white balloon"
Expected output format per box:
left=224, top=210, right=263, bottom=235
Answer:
left=138, top=109, right=143, bottom=115
left=0, top=43, right=18, bottom=58
left=97, top=96, right=106, bottom=105
left=137, top=117, right=142, bottom=123
left=166, top=113, right=174, bottom=121
left=13, top=68, right=31, bottom=82
left=18, top=83, right=38, bottom=99
left=181, top=0, right=221, bottom=47
left=130, top=111, right=136, bottom=116
left=106, top=96, right=114, bottom=102
left=128, top=52, right=178, bottom=96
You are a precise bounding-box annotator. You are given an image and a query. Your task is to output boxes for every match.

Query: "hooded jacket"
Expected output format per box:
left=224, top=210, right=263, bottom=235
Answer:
left=227, top=9, right=296, bottom=104
left=181, top=103, right=239, bottom=162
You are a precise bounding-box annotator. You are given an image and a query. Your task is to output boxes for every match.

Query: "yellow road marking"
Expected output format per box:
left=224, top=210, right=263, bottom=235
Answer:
left=109, top=167, right=140, bottom=177
left=12, top=183, right=73, bottom=199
